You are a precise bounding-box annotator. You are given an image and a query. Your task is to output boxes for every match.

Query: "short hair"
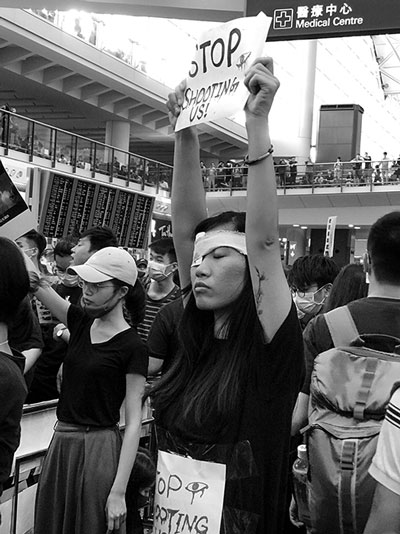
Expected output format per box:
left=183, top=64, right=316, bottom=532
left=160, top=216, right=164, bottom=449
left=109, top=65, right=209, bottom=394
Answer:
left=288, top=254, right=340, bottom=291
left=367, top=211, right=400, bottom=285
left=0, top=238, right=30, bottom=324
left=79, top=226, right=117, bottom=252
left=53, top=238, right=76, bottom=258
left=22, top=230, right=47, bottom=257
left=149, top=237, right=176, bottom=263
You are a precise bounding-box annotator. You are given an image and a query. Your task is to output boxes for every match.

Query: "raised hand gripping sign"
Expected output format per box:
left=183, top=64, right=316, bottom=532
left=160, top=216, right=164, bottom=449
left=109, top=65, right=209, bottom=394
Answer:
left=175, top=11, right=272, bottom=132
left=153, top=450, right=226, bottom=534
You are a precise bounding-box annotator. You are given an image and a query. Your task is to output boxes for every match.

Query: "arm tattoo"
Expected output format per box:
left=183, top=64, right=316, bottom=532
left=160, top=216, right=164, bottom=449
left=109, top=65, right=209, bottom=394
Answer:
left=254, top=266, right=266, bottom=315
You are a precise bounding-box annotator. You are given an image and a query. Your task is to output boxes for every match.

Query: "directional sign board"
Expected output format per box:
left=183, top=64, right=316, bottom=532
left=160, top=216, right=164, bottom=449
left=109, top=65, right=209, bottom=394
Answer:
left=246, top=0, right=400, bottom=40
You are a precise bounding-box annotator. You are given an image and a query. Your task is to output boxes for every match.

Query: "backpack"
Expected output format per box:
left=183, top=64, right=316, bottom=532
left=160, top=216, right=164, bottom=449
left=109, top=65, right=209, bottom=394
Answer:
left=306, top=305, right=400, bottom=534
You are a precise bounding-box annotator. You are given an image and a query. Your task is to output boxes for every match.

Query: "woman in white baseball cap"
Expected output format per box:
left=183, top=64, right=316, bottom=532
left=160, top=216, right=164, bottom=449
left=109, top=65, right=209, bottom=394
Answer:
left=29, top=246, right=148, bottom=534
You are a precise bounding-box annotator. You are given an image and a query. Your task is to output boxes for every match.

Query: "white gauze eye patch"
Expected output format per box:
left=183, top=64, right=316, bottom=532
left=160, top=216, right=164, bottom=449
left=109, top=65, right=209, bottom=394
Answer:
left=191, top=231, right=247, bottom=267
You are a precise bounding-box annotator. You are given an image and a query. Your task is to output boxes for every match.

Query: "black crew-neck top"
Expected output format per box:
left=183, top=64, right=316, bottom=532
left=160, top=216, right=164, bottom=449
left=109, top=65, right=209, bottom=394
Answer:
left=57, top=305, right=148, bottom=427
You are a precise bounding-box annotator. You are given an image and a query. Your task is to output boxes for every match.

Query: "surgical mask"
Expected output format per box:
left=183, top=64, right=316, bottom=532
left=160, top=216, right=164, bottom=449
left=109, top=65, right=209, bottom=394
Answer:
left=80, top=291, right=120, bottom=319
left=58, top=273, right=79, bottom=288
left=293, top=287, right=327, bottom=319
left=22, top=247, right=37, bottom=259
left=148, top=260, right=173, bottom=281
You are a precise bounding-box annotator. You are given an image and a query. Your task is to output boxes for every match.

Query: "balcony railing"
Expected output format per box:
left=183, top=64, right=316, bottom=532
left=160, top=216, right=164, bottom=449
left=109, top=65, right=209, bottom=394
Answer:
left=0, top=108, right=173, bottom=194
left=2, top=107, right=399, bottom=197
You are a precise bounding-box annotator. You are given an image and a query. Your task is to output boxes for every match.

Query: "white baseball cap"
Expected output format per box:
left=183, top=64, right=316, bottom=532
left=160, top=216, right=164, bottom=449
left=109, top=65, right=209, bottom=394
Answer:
left=68, top=247, right=137, bottom=286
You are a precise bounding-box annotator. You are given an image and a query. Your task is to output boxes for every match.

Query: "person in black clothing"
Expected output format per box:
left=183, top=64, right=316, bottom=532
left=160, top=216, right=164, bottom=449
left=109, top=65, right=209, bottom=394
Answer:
left=26, top=238, right=79, bottom=403
left=0, top=238, right=30, bottom=506
left=152, top=57, right=304, bottom=534
left=29, top=247, right=148, bottom=534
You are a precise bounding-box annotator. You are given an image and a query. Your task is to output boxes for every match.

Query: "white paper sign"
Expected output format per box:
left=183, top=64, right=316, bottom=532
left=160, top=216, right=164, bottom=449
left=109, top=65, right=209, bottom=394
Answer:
left=175, top=11, right=272, bottom=132
left=153, top=450, right=226, bottom=534
left=0, top=160, right=36, bottom=240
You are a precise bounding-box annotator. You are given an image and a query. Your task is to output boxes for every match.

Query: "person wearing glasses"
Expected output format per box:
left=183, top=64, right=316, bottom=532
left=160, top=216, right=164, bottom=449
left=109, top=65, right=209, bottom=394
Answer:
left=28, top=247, right=148, bottom=534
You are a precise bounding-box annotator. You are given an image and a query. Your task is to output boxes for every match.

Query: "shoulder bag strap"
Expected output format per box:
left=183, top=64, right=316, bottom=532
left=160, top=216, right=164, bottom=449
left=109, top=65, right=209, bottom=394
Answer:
left=324, top=305, right=359, bottom=348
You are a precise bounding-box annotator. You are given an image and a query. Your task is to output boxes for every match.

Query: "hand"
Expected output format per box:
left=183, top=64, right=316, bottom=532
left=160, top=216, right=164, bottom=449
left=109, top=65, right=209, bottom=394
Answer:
left=53, top=323, right=67, bottom=342
left=289, top=495, right=304, bottom=528
left=166, top=79, right=187, bottom=129
left=105, top=491, right=126, bottom=531
left=244, top=57, right=280, bottom=121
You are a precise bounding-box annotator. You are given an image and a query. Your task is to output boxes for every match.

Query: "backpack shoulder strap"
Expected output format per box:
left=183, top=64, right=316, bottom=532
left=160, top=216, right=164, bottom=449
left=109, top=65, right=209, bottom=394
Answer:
left=324, top=305, right=359, bottom=347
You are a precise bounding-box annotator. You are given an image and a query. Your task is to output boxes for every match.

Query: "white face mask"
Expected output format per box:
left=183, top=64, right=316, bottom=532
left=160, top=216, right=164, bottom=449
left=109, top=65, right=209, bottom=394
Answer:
left=148, top=260, right=173, bottom=281
left=293, top=287, right=327, bottom=319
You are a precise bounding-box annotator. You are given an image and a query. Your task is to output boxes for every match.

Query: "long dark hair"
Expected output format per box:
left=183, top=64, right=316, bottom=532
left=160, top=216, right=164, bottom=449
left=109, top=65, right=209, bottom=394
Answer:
left=151, top=212, right=265, bottom=429
left=0, top=237, right=30, bottom=324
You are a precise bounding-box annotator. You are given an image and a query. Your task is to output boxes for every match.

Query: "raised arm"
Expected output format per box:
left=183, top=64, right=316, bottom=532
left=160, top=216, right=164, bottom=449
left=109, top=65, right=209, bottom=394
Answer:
left=167, top=83, right=208, bottom=290
left=244, top=58, right=292, bottom=342
left=30, top=276, right=70, bottom=327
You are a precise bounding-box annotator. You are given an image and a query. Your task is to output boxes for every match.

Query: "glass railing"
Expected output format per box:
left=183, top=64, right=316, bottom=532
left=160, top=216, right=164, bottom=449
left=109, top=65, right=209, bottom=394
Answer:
left=0, top=108, right=173, bottom=193
left=2, top=107, right=399, bottom=197
left=201, top=160, right=400, bottom=193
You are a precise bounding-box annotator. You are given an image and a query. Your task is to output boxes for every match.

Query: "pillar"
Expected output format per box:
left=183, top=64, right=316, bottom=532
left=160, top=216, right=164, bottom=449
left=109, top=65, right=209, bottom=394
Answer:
left=296, top=39, right=318, bottom=161
left=105, top=120, right=131, bottom=166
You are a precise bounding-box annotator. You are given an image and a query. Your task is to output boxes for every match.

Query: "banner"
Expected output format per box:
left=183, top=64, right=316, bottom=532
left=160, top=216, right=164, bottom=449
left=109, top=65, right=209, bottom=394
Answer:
left=175, top=11, right=271, bottom=132
left=153, top=450, right=226, bottom=534
left=0, top=160, right=36, bottom=240
left=324, top=216, right=337, bottom=257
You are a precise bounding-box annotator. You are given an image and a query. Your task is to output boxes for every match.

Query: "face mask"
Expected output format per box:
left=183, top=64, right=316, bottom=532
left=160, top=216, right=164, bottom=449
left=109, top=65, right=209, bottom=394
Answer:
left=148, top=260, right=173, bottom=281
left=23, top=247, right=37, bottom=259
left=58, top=273, right=79, bottom=288
left=80, top=291, right=120, bottom=319
left=294, top=288, right=327, bottom=319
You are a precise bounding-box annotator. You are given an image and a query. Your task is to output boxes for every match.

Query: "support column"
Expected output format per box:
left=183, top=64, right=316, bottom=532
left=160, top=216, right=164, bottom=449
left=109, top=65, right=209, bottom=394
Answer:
left=296, top=39, right=318, bottom=161
left=105, top=120, right=131, bottom=166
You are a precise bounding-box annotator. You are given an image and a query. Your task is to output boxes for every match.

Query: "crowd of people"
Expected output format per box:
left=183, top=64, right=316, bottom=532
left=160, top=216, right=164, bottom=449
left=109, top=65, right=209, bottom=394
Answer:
left=1, top=57, right=400, bottom=534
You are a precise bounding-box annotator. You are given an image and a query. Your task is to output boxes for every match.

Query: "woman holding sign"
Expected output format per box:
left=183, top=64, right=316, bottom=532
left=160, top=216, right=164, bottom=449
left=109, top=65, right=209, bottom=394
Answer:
left=151, top=58, right=304, bottom=533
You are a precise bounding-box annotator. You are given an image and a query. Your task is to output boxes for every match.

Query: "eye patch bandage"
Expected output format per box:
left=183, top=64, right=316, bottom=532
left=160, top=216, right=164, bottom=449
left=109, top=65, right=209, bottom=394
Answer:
left=191, top=230, right=247, bottom=267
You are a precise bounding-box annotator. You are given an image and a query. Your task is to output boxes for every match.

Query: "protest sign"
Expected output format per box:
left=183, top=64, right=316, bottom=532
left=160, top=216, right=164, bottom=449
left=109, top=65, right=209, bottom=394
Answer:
left=175, top=11, right=272, bottom=132
left=0, top=159, right=36, bottom=240
left=153, top=450, right=226, bottom=534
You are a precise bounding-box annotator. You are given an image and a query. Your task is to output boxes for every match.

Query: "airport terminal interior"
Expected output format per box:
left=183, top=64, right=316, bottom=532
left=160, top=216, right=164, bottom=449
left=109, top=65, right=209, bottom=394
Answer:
left=1, top=1, right=400, bottom=533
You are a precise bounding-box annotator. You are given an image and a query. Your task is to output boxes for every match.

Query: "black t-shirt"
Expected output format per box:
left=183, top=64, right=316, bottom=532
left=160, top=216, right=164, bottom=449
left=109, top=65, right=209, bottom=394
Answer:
left=57, top=305, right=148, bottom=426
left=156, top=303, right=304, bottom=534
left=9, top=296, right=43, bottom=353
left=26, top=284, right=82, bottom=403
left=302, top=297, right=400, bottom=394
left=147, top=298, right=184, bottom=373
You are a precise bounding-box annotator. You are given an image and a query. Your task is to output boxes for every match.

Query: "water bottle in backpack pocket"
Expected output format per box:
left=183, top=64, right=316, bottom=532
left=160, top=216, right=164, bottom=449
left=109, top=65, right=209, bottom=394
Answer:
left=306, top=305, right=400, bottom=534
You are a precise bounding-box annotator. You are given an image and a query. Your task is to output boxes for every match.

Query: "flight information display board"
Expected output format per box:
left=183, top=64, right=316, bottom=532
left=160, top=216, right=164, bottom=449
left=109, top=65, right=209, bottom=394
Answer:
left=39, top=173, right=154, bottom=249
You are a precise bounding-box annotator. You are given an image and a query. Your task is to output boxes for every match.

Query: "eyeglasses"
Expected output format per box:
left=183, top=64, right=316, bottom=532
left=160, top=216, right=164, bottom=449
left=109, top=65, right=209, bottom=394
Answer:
left=78, top=279, right=115, bottom=293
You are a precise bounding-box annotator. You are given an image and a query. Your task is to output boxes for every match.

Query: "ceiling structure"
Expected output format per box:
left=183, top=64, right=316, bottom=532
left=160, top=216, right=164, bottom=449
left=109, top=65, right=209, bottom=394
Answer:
left=0, top=8, right=248, bottom=164
left=372, top=34, right=400, bottom=101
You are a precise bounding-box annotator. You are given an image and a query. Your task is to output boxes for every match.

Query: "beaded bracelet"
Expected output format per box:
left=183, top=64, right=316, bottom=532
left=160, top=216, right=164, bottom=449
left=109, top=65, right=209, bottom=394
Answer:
left=244, top=145, right=274, bottom=166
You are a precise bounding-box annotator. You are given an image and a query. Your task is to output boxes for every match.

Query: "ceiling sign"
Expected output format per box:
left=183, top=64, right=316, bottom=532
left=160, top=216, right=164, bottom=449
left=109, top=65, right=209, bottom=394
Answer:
left=246, top=0, right=400, bottom=40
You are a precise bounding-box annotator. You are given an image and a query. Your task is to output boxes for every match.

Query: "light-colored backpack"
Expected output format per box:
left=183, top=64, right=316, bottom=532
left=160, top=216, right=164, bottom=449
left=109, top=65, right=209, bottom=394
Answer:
left=306, top=305, right=400, bottom=534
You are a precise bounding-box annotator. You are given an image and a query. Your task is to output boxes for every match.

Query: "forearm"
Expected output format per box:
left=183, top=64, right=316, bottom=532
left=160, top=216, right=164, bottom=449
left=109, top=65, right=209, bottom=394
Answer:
left=34, top=285, right=69, bottom=326
left=110, top=419, right=141, bottom=496
left=23, top=348, right=42, bottom=373
left=171, top=126, right=207, bottom=284
left=245, top=117, right=279, bottom=248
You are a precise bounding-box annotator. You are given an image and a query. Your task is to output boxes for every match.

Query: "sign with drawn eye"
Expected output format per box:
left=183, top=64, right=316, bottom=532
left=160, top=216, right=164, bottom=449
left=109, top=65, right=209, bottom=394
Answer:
left=174, top=11, right=271, bottom=132
left=153, top=450, right=226, bottom=534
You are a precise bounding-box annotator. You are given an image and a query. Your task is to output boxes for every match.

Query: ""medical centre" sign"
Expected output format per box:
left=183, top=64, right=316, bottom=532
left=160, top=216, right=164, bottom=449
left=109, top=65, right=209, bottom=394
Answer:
left=246, top=0, right=400, bottom=40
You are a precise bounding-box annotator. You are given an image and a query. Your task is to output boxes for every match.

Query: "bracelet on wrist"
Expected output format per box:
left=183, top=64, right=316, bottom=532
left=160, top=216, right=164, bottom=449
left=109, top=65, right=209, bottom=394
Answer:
left=244, top=145, right=274, bottom=166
